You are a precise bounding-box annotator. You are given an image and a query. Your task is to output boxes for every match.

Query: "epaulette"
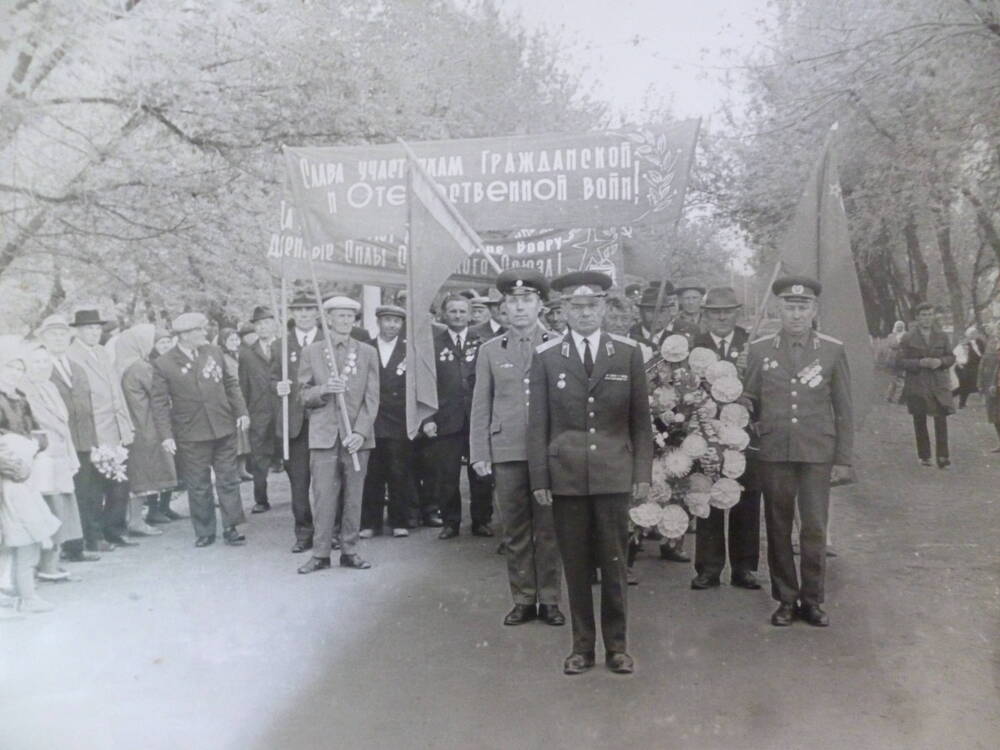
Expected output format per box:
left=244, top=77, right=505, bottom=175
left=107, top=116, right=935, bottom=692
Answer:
left=608, top=333, right=637, bottom=347
left=750, top=334, right=776, bottom=345
left=536, top=337, right=563, bottom=354
left=815, top=332, right=844, bottom=346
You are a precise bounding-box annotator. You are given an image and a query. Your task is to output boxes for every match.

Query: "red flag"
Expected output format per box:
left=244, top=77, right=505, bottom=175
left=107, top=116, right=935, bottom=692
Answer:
left=404, top=150, right=486, bottom=438
left=779, top=123, right=875, bottom=424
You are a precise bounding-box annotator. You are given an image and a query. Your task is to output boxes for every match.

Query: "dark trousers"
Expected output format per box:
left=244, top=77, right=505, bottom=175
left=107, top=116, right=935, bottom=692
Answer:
left=361, top=437, right=415, bottom=531
left=69, top=452, right=128, bottom=547
left=283, top=426, right=313, bottom=544
left=912, top=414, right=949, bottom=460
left=552, top=493, right=629, bottom=656
left=248, top=422, right=274, bottom=505
left=175, top=433, right=246, bottom=539
left=466, top=462, right=493, bottom=527
left=759, top=461, right=831, bottom=606
left=412, top=437, right=439, bottom=522
left=426, top=433, right=465, bottom=527
left=694, top=489, right=761, bottom=577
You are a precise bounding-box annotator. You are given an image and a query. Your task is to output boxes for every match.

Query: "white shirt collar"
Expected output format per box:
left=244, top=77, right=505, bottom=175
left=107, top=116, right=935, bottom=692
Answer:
left=489, top=319, right=501, bottom=333
left=570, top=329, right=601, bottom=363
left=710, top=331, right=734, bottom=347
left=450, top=327, right=468, bottom=346
left=376, top=336, right=398, bottom=367
left=296, top=327, right=316, bottom=347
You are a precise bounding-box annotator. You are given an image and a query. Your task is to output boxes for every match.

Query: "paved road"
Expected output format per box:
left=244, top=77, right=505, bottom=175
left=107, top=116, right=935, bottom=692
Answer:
left=1, top=401, right=998, bottom=750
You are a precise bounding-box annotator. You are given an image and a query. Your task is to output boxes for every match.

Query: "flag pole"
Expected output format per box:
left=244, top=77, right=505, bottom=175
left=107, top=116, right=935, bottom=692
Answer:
left=277, top=276, right=290, bottom=461
left=746, top=259, right=784, bottom=344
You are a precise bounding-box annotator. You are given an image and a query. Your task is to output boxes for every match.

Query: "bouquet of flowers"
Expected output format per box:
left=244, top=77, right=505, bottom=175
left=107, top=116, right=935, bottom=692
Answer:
left=91, top=444, right=129, bottom=483
left=629, top=335, right=750, bottom=540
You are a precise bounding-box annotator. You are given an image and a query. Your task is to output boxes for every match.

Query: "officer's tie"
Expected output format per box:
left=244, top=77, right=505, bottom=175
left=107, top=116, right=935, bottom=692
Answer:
left=584, top=338, right=594, bottom=377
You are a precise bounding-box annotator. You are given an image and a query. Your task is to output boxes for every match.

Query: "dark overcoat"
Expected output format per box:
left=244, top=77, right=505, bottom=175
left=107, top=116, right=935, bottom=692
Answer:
left=373, top=336, right=408, bottom=440
left=270, top=332, right=311, bottom=441
left=897, top=328, right=955, bottom=416
left=121, top=359, right=177, bottom=494
left=427, top=327, right=482, bottom=437
left=977, top=338, right=1000, bottom=424
left=238, top=341, right=276, bottom=454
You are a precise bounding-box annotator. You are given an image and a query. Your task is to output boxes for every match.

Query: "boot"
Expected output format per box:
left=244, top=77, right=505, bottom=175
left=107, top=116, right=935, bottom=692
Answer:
left=159, top=491, right=185, bottom=520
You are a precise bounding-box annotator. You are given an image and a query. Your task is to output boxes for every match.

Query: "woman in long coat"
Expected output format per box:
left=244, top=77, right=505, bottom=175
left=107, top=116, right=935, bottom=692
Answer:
left=897, top=303, right=955, bottom=468
left=954, top=326, right=984, bottom=408
left=976, top=326, right=1000, bottom=451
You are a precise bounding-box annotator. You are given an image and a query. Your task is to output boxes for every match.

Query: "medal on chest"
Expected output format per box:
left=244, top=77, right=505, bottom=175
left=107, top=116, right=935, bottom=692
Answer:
left=797, top=359, right=824, bottom=388
left=556, top=372, right=567, bottom=389
left=439, top=346, right=455, bottom=362
left=201, top=357, right=223, bottom=383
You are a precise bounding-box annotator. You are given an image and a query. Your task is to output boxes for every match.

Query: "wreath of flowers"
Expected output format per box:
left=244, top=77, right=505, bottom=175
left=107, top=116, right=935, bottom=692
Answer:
left=628, top=335, right=750, bottom=541
left=91, top=443, right=129, bottom=483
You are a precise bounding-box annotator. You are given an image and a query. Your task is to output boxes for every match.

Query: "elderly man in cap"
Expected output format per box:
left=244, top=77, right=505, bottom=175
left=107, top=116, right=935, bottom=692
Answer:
left=629, top=282, right=674, bottom=348
left=470, top=288, right=507, bottom=341
left=67, top=309, right=136, bottom=549
left=544, top=293, right=567, bottom=334
left=296, top=295, right=379, bottom=573
left=664, top=278, right=706, bottom=340
left=239, top=306, right=278, bottom=514
left=745, top=276, right=853, bottom=627
left=688, top=286, right=762, bottom=591
left=360, top=304, right=414, bottom=538
left=151, top=312, right=250, bottom=547
left=528, top=270, right=653, bottom=675
left=471, top=269, right=565, bottom=627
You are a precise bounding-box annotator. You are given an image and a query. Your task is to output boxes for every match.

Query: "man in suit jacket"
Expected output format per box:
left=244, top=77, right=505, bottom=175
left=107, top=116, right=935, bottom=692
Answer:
left=360, top=305, right=415, bottom=537
left=151, top=312, right=250, bottom=547
left=273, top=292, right=320, bottom=552
left=469, top=289, right=507, bottom=341
left=471, top=270, right=564, bottom=627
left=36, top=315, right=100, bottom=561
left=67, top=309, right=135, bottom=548
left=239, top=305, right=277, bottom=513
left=528, top=271, right=653, bottom=675
left=744, top=276, right=853, bottom=627
left=664, top=278, right=706, bottom=341
left=688, top=287, right=762, bottom=591
left=296, top=296, right=380, bottom=574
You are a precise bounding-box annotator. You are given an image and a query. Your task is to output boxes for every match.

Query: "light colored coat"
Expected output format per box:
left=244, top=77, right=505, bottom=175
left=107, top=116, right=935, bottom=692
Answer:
left=68, top=339, right=134, bottom=446
left=23, top=380, right=80, bottom=494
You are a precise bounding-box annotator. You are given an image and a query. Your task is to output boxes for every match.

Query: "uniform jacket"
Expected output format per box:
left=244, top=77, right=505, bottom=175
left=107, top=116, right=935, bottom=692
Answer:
left=470, top=319, right=506, bottom=343
left=151, top=344, right=248, bottom=443
left=692, top=326, right=749, bottom=365
left=427, top=326, right=482, bottom=437
left=121, top=360, right=177, bottom=494
left=49, top=359, right=97, bottom=452
left=665, top=313, right=704, bottom=342
left=68, top=339, right=134, bottom=446
left=238, top=340, right=277, bottom=445
left=745, top=330, right=853, bottom=465
left=298, top=336, right=379, bottom=451
left=270, top=329, right=315, bottom=440
left=470, top=325, right=552, bottom=465
left=897, top=328, right=955, bottom=414
left=373, top=335, right=408, bottom=440
left=528, top=331, right=653, bottom=495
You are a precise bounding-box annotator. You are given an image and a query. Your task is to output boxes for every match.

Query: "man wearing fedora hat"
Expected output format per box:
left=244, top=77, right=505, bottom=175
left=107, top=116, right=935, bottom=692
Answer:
left=67, top=309, right=136, bottom=549
left=688, top=286, right=762, bottom=591
left=239, top=306, right=278, bottom=514
left=629, top=282, right=674, bottom=348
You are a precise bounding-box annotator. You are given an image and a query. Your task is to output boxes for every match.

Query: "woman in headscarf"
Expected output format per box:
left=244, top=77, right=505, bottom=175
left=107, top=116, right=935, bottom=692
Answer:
left=953, top=326, right=984, bottom=408
left=0, top=335, right=61, bottom=613
left=220, top=327, right=252, bottom=479
left=22, top=341, right=83, bottom=581
left=117, top=324, right=176, bottom=536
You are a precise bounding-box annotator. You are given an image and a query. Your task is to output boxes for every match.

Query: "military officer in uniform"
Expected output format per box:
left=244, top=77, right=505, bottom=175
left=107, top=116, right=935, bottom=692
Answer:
left=470, top=269, right=565, bottom=627
left=151, top=312, right=249, bottom=547
left=745, top=276, right=853, bottom=627
left=528, top=271, right=653, bottom=675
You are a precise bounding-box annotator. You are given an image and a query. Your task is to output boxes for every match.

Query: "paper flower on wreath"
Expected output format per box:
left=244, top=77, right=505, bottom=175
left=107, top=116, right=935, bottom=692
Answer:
left=718, top=423, right=750, bottom=450
left=680, top=433, right=708, bottom=459
left=651, top=457, right=668, bottom=487
left=652, top=385, right=678, bottom=412
left=722, top=450, right=747, bottom=479
left=684, top=491, right=712, bottom=518
left=650, top=481, right=673, bottom=505
left=710, top=477, right=743, bottom=509
left=661, top=449, right=694, bottom=478
left=682, top=388, right=707, bottom=405
left=705, top=359, right=739, bottom=385
left=687, top=472, right=713, bottom=493
left=711, top=376, right=743, bottom=403
left=629, top=502, right=663, bottom=528
left=659, top=334, right=690, bottom=363
left=658, top=504, right=690, bottom=539
left=696, top=401, right=719, bottom=421
left=719, top=403, right=750, bottom=428
left=687, top=347, right=718, bottom=375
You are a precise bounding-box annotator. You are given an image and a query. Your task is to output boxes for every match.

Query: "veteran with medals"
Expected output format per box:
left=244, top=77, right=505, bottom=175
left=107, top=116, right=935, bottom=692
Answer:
left=744, top=277, right=853, bottom=627
left=528, top=271, right=653, bottom=675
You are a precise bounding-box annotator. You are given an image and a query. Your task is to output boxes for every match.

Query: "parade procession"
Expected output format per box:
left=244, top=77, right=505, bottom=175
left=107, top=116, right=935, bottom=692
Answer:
left=1, top=2, right=998, bottom=749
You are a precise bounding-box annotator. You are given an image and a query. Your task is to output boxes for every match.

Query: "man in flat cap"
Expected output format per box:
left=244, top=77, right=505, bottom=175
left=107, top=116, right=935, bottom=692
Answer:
left=544, top=294, right=567, bottom=334
left=470, top=288, right=507, bottom=342
left=688, top=287, right=762, bottom=590
left=239, top=306, right=277, bottom=514
left=296, top=296, right=379, bottom=573
left=151, top=312, right=250, bottom=547
left=664, top=278, right=706, bottom=341
left=744, top=276, right=853, bottom=627
left=360, top=304, right=415, bottom=538
left=528, top=270, right=653, bottom=675
left=471, top=269, right=565, bottom=627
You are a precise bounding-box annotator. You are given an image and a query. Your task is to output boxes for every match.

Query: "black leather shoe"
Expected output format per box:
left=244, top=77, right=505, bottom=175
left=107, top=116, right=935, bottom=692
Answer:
left=503, top=604, right=537, bottom=626
left=161, top=508, right=186, bottom=521
left=291, top=540, right=313, bottom=554
left=691, top=573, right=721, bottom=590
left=438, top=526, right=459, bottom=540
left=936, top=458, right=951, bottom=470
left=223, top=527, right=246, bottom=546
left=659, top=545, right=690, bottom=563
left=106, top=536, right=138, bottom=548
left=537, top=604, right=565, bottom=626
left=298, top=556, right=331, bottom=574
left=796, top=603, right=830, bottom=627
left=563, top=652, right=595, bottom=675
left=470, top=523, right=494, bottom=537
left=627, top=567, right=639, bottom=586
left=339, top=553, right=371, bottom=569
left=145, top=510, right=172, bottom=525
left=731, top=570, right=762, bottom=590
left=62, top=551, right=100, bottom=562
left=251, top=502, right=271, bottom=514
left=606, top=652, right=635, bottom=674
left=770, top=603, right=796, bottom=626
left=195, top=535, right=215, bottom=548
left=422, top=513, right=444, bottom=528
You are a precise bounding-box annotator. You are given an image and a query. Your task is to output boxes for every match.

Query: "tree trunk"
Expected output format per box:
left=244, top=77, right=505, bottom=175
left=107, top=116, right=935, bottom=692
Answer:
left=903, top=212, right=929, bottom=308
left=931, top=198, right=965, bottom=340
left=961, top=187, right=1000, bottom=268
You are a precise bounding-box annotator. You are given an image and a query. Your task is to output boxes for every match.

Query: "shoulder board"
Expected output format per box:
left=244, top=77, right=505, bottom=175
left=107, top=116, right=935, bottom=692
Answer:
left=608, top=333, right=637, bottom=347
left=815, top=332, right=844, bottom=346
left=481, top=336, right=503, bottom=351
left=535, top=338, right=563, bottom=354
left=750, top=334, right=776, bottom=345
